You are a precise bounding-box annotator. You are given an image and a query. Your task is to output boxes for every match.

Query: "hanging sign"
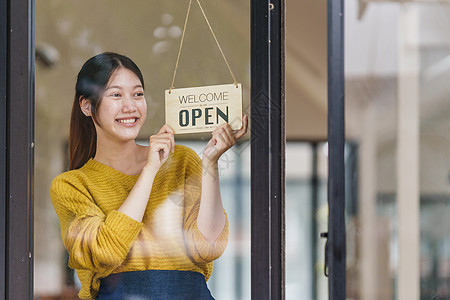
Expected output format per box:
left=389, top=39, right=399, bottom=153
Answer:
left=165, top=83, right=242, bottom=134
left=164, top=0, right=242, bottom=134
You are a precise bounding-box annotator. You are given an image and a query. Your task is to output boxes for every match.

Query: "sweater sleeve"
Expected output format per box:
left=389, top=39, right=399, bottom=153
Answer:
left=50, top=175, right=143, bottom=273
left=181, top=148, right=229, bottom=264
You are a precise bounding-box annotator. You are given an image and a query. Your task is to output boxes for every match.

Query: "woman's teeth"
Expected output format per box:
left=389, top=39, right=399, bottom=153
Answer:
left=117, top=119, right=136, bottom=124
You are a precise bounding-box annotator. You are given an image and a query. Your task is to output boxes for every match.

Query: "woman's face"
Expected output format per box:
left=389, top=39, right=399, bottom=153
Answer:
left=93, top=67, right=147, bottom=144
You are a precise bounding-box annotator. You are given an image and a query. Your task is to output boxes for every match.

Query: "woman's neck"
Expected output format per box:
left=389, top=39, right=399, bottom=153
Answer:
left=94, top=138, right=147, bottom=175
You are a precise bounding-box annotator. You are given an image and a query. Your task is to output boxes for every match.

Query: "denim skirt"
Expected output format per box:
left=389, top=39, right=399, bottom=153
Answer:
left=96, top=269, right=215, bottom=300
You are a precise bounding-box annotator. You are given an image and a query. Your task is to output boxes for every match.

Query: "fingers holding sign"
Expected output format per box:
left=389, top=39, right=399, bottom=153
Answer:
left=147, top=124, right=175, bottom=171
left=233, top=115, right=248, bottom=140
left=203, top=115, right=248, bottom=164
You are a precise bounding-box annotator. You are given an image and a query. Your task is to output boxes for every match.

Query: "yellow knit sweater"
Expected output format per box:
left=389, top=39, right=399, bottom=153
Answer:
left=50, top=145, right=228, bottom=299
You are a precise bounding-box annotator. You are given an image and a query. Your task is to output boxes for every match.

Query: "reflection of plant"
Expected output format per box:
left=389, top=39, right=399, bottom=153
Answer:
left=198, top=147, right=234, bottom=178
left=217, top=152, right=234, bottom=176
left=167, top=178, right=200, bottom=208
left=152, top=13, right=182, bottom=54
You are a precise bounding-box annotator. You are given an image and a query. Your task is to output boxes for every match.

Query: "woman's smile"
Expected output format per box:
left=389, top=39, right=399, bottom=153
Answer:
left=116, top=117, right=139, bottom=126
left=117, top=118, right=137, bottom=124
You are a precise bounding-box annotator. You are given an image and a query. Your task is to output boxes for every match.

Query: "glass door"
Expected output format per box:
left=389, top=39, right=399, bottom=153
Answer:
left=3, top=1, right=288, bottom=299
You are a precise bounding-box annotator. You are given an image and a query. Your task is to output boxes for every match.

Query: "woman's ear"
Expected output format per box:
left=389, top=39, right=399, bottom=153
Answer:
left=79, top=97, right=92, bottom=116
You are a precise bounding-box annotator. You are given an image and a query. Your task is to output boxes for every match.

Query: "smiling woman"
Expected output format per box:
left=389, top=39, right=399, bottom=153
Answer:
left=49, top=52, right=248, bottom=299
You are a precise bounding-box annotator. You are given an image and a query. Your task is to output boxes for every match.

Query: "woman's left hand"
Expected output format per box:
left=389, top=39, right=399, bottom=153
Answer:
left=203, top=115, right=248, bottom=164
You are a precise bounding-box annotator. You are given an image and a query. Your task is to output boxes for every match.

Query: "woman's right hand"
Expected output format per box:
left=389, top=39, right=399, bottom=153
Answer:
left=146, top=124, right=175, bottom=172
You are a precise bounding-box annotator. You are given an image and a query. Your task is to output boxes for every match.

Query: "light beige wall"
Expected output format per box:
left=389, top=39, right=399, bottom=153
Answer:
left=286, top=0, right=328, bottom=141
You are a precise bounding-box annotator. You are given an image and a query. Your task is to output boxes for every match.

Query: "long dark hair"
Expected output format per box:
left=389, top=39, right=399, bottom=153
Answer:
left=69, top=52, right=145, bottom=170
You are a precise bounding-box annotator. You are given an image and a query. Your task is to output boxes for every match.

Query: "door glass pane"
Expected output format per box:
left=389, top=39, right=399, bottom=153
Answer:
left=345, top=0, right=450, bottom=299
left=285, top=143, right=313, bottom=298
left=34, top=1, right=250, bottom=298
left=285, top=142, right=329, bottom=300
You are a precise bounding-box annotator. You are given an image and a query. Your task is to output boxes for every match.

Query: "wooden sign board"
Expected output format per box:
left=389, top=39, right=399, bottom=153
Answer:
left=165, top=83, right=242, bottom=134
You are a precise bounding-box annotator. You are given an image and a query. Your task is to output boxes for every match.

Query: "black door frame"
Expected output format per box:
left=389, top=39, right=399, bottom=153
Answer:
left=327, top=0, right=346, bottom=299
left=1, top=0, right=35, bottom=299
left=1, top=0, right=345, bottom=299
left=0, top=0, right=7, bottom=296
left=250, top=0, right=285, bottom=299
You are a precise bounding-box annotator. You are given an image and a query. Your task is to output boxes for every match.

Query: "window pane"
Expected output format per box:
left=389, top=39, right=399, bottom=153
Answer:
left=34, top=1, right=250, bottom=298
left=345, top=0, right=450, bottom=299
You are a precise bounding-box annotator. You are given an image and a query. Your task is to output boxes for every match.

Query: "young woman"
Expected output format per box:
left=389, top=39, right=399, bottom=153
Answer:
left=50, top=52, right=248, bottom=299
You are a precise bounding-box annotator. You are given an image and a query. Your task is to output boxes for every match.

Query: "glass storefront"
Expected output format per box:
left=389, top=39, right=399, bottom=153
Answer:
left=15, top=0, right=449, bottom=299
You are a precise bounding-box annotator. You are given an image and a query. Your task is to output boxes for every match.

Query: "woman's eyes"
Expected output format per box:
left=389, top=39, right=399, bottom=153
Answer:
left=108, top=92, right=144, bottom=98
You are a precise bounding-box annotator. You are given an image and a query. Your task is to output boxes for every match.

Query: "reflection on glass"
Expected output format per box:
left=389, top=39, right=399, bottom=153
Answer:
left=285, top=143, right=329, bottom=300
left=345, top=0, right=450, bottom=299
left=35, top=1, right=250, bottom=299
